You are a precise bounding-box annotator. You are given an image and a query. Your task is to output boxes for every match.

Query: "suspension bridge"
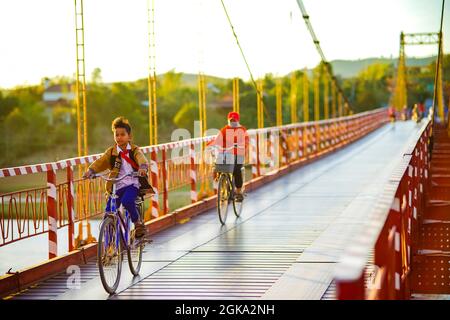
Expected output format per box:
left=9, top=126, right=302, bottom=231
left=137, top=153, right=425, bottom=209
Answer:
left=0, top=0, right=448, bottom=300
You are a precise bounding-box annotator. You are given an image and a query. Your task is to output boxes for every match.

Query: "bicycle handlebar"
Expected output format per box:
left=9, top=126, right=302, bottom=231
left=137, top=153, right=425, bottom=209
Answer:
left=90, top=172, right=140, bottom=183
left=208, top=144, right=245, bottom=151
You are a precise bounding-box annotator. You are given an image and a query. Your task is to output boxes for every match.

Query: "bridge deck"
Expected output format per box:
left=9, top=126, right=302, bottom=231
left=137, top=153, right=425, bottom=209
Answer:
left=7, top=121, right=427, bottom=300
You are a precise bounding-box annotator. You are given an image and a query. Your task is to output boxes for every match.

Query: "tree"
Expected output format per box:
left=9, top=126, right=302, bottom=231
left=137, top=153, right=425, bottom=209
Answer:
left=91, top=67, right=103, bottom=84
left=173, top=102, right=198, bottom=132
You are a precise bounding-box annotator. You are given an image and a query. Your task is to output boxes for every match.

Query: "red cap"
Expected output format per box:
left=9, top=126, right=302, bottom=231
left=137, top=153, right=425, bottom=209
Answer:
left=227, top=111, right=240, bottom=122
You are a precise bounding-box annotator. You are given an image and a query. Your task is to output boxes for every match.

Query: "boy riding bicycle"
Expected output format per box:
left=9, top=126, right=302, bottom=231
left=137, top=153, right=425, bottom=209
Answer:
left=209, top=111, right=249, bottom=202
left=82, top=117, right=154, bottom=239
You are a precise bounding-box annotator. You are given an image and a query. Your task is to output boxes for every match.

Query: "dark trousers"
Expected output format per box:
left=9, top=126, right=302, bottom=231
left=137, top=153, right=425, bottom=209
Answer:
left=105, top=185, right=140, bottom=223
left=233, top=156, right=243, bottom=188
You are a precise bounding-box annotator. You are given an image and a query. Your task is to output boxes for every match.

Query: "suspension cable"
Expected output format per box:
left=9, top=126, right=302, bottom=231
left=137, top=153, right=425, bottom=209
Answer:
left=295, top=0, right=354, bottom=114
left=219, top=0, right=275, bottom=125
left=431, top=0, right=446, bottom=120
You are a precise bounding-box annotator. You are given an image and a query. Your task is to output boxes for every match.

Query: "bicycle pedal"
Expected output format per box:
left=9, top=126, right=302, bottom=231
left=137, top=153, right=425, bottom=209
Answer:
left=133, top=236, right=152, bottom=246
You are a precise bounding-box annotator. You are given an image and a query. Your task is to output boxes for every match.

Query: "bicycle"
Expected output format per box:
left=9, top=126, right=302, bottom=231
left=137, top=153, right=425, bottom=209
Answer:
left=209, top=144, right=245, bottom=225
left=89, top=172, right=150, bottom=294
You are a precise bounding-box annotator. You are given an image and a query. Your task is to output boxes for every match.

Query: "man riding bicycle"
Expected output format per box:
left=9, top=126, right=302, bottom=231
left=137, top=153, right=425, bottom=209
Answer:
left=388, top=106, right=396, bottom=122
left=209, top=111, right=249, bottom=202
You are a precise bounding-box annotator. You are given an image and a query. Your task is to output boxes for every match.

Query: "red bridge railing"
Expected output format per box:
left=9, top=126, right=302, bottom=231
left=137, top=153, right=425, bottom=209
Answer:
left=335, top=118, right=431, bottom=299
left=0, top=108, right=388, bottom=262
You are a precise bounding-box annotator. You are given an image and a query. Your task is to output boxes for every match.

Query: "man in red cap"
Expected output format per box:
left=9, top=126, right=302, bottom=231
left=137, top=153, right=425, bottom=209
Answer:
left=388, top=106, right=396, bottom=123
left=209, top=111, right=249, bottom=201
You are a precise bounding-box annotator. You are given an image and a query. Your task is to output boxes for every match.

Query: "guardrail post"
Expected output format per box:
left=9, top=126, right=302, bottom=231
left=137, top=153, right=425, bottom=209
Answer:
left=161, top=147, right=169, bottom=214
left=250, top=133, right=260, bottom=178
left=349, top=119, right=354, bottom=141
left=386, top=225, right=396, bottom=299
left=326, top=124, right=331, bottom=149
left=336, top=273, right=365, bottom=300
left=417, top=135, right=426, bottom=221
left=297, top=127, right=303, bottom=159
left=374, top=211, right=394, bottom=299
left=356, top=117, right=360, bottom=139
left=190, top=142, right=197, bottom=203
left=404, top=162, right=415, bottom=298
left=386, top=191, right=402, bottom=299
left=67, top=166, right=75, bottom=252
left=47, top=169, right=57, bottom=259
left=281, top=129, right=287, bottom=166
left=269, top=130, right=275, bottom=171
left=332, top=121, right=337, bottom=147
left=256, top=133, right=261, bottom=177
left=394, top=198, right=403, bottom=299
left=343, top=119, right=347, bottom=142
left=345, top=120, right=349, bottom=144
left=316, top=124, right=321, bottom=153
left=337, top=120, right=342, bottom=145
left=150, top=149, right=159, bottom=218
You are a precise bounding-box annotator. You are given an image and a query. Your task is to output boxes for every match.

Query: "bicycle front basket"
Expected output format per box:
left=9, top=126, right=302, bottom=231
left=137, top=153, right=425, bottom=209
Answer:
left=215, top=152, right=235, bottom=173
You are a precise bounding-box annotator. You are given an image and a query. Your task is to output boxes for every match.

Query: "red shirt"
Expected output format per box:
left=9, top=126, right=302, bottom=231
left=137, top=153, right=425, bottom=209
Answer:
left=418, top=103, right=425, bottom=113
left=388, top=107, right=395, bottom=116
left=209, top=125, right=249, bottom=156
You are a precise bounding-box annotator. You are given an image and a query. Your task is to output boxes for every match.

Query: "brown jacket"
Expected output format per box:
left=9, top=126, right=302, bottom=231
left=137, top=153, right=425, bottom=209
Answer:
left=88, top=144, right=149, bottom=193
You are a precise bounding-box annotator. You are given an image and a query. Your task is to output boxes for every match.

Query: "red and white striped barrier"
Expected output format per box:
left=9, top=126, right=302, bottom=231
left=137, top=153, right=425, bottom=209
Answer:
left=335, top=118, right=431, bottom=300
left=150, top=150, right=159, bottom=218
left=269, top=131, right=276, bottom=170
left=298, top=127, right=303, bottom=158
left=0, top=136, right=216, bottom=178
left=311, top=126, right=317, bottom=153
left=190, top=142, right=197, bottom=203
left=330, top=123, right=335, bottom=146
left=47, top=170, right=58, bottom=259
left=325, top=124, right=330, bottom=148
left=0, top=107, right=389, bottom=262
left=0, top=155, right=102, bottom=178
left=161, top=147, right=169, bottom=215
left=281, top=129, right=287, bottom=166
left=67, top=166, right=75, bottom=252
left=304, top=126, right=310, bottom=156
left=250, top=134, right=258, bottom=179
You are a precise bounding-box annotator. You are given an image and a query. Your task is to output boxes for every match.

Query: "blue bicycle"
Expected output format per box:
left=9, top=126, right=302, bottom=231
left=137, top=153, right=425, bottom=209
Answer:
left=91, top=172, right=150, bottom=294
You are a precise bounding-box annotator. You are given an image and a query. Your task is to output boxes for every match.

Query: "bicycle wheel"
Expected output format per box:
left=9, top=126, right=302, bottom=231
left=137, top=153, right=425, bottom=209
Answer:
left=232, top=183, right=244, bottom=219
left=98, top=216, right=122, bottom=294
left=217, top=174, right=230, bottom=225
left=232, top=167, right=245, bottom=218
left=127, top=201, right=144, bottom=276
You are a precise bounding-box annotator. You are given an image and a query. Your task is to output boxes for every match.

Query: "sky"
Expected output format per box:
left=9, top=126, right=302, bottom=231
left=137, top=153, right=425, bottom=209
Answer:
left=0, top=0, right=449, bottom=89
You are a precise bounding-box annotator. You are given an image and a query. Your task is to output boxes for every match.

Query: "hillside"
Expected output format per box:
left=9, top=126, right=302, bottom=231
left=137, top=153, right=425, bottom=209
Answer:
left=167, top=56, right=437, bottom=84
left=330, top=56, right=436, bottom=78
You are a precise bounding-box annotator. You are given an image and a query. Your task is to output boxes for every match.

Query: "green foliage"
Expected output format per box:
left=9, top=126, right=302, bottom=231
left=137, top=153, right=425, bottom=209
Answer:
left=353, top=63, right=393, bottom=112
left=91, top=68, right=103, bottom=84
left=173, top=102, right=198, bottom=131
left=1, top=102, right=50, bottom=162
left=1, top=55, right=448, bottom=167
